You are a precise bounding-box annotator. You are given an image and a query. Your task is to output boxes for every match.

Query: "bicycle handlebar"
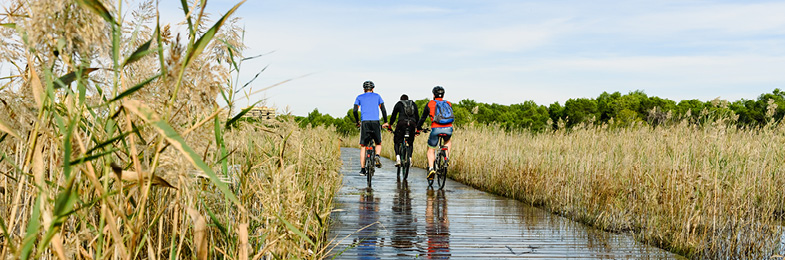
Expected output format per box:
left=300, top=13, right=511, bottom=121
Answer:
left=386, top=126, right=424, bottom=136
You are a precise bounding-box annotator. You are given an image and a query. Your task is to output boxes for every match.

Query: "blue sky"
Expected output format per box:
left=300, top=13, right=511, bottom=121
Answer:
left=162, top=0, right=784, bottom=116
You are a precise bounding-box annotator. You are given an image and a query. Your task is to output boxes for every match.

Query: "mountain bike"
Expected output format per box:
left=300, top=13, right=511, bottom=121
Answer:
left=387, top=126, right=420, bottom=181
left=422, top=128, right=449, bottom=190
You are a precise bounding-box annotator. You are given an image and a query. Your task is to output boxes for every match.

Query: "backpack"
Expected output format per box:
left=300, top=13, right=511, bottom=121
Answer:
left=401, top=100, right=416, bottom=118
left=433, top=100, right=454, bottom=124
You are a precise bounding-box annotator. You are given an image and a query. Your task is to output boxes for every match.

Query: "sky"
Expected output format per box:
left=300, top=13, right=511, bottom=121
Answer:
left=145, top=0, right=784, bottom=116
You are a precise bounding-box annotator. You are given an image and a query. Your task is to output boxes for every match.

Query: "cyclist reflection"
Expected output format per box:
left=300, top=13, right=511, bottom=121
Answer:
left=425, top=189, right=450, bottom=259
left=356, top=188, right=380, bottom=259
left=391, top=180, right=416, bottom=254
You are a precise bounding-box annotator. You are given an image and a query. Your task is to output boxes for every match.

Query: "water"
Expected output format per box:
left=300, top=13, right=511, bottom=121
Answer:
left=328, top=148, right=684, bottom=259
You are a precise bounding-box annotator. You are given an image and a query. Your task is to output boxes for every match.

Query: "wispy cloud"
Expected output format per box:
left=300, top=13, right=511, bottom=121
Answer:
left=390, top=5, right=455, bottom=14
left=149, top=0, right=785, bottom=116
left=626, top=2, right=785, bottom=35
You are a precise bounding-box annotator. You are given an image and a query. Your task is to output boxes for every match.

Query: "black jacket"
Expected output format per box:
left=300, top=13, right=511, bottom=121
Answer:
left=390, top=100, right=419, bottom=127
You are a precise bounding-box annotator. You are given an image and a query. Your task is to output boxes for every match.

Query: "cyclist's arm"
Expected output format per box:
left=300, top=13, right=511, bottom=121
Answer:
left=389, top=102, right=401, bottom=126
left=352, top=104, right=360, bottom=123
left=379, top=103, right=388, bottom=123
left=417, top=104, right=430, bottom=129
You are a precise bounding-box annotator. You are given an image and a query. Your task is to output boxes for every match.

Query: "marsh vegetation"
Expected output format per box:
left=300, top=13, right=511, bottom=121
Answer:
left=361, top=112, right=785, bottom=259
left=0, top=0, right=343, bottom=259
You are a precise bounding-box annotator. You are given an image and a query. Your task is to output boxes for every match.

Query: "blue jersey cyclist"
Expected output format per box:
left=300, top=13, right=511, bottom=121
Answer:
left=417, top=86, right=453, bottom=180
left=353, top=80, right=390, bottom=176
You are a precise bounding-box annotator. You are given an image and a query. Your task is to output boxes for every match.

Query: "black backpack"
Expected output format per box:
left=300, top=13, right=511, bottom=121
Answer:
left=401, top=100, right=416, bottom=118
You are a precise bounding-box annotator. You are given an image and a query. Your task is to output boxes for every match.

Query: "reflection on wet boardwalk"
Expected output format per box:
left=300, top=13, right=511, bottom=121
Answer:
left=329, top=148, right=684, bottom=259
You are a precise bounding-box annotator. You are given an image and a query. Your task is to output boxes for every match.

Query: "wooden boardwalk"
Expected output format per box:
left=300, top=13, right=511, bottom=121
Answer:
left=328, top=148, right=684, bottom=259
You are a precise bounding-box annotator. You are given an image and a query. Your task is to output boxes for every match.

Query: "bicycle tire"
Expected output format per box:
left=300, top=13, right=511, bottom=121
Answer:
left=401, top=143, right=410, bottom=181
left=402, top=161, right=409, bottom=181
left=365, top=150, right=374, bottom=187
left=436, top=151, right=447, bottom=190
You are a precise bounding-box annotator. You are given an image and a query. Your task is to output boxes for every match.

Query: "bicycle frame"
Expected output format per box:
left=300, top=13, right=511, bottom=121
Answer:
left=399, top=131, right=412, bottom=180
left=389, top=126, right=417, bottom=181
left=433, top=134, right=449, bottom=190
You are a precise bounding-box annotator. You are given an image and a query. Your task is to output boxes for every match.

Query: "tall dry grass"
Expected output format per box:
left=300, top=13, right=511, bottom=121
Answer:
left=364, top=117, right=784, bottom=259
left=0, top=0, right=342, bottom=259
left=341, top=109, right=784, bottom=258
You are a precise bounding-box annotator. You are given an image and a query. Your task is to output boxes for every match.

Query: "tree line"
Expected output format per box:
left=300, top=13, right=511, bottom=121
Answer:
left=292, top=89, right=785, bottom=135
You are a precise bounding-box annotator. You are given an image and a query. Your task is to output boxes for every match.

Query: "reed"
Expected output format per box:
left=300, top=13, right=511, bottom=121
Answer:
left=0, top=0, right=342, bottom=259
left=349, top=118, right=785, bottom=259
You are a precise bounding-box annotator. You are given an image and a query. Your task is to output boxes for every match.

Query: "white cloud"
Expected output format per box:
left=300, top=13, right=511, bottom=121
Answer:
left=133, top=0, right=785, bottom=116
left=390, top=5, right=455, bottom=15
left=455, top=22, right=565, bottom=53
left=582, top=1, right=785, bottom=37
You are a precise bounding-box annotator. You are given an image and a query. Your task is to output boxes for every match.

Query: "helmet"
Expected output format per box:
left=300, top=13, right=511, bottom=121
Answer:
left=432, top=86, right=445, bottom=98
left=363, top=81, right=375, bottom=90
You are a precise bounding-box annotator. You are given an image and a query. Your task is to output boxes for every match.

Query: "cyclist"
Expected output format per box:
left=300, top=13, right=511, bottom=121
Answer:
left=353, top=80, right=389, bottom=176
left=388, top=94, right=419, bottom=166
left=417, top=86, right=454, bottom=180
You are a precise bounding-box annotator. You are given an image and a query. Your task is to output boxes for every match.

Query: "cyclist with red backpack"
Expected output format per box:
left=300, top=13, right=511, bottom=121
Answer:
left=388, top=94, right=419, bottom=166
left=417, top=86, right=454, bottom=180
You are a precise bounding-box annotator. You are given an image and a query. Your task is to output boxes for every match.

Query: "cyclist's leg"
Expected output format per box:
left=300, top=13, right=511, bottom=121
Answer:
left=426, top=129, right=439, bottom=169
left=444, top=140, right=451, bottom=160
left=368, top=121, right=383, bottom=167
left=360, top=146, right=366, bottom=168
left=441, top=127, right=454, bottom=159
left=392, top=128, right=404, bottom=158
left=359, top=123, right=368, bottom=168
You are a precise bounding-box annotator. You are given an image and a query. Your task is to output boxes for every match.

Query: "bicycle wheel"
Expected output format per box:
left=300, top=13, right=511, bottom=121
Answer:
left=436, top=151, right=447, bottom=190
left=401, top=144, right=410, bottom=181
left=401, top=161, right=409, bottom=181
left=365, top=151, right=374, bottom=187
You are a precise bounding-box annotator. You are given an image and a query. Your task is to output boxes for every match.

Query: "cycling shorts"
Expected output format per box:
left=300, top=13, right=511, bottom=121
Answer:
left=359, top=120, right=382, bottom=146
left=427, top=126, right=452, bottom=148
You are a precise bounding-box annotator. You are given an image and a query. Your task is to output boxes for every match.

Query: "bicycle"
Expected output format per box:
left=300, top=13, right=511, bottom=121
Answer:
left=363, top=138, right=377, bottom=188
left=422, top=128, right=449, bottom=190
left=386, top=125, right=420, bottom=181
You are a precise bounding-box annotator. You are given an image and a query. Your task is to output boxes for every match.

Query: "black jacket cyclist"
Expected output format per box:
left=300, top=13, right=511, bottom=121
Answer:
left=388, top=94, right=419, bottom=166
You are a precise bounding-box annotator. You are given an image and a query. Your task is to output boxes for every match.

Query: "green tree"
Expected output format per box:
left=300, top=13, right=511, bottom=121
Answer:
left=335, top=109, right=359, bottom=135
left=548, top=102, right=565, bottom=129
left=563, top=98, right=599, bottom=127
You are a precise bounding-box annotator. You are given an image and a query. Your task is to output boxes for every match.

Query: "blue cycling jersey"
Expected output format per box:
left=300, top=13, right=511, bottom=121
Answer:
left=354, top=92, right=384, bottom=121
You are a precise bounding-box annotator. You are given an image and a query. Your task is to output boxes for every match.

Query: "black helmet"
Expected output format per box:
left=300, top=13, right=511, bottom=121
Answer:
left=363, top=81, right=375, bottom=90
left=432, top=86, right=445, bottom=98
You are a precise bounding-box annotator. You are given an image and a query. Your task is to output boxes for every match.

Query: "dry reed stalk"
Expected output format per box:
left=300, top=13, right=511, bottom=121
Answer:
left=0, top=0, right=343, bottom=259
left=187, top=207, right=208, bottom=260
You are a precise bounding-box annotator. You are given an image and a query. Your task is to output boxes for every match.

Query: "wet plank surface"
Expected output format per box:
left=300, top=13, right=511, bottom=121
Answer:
left=328, top=148, right=684, bottom=259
